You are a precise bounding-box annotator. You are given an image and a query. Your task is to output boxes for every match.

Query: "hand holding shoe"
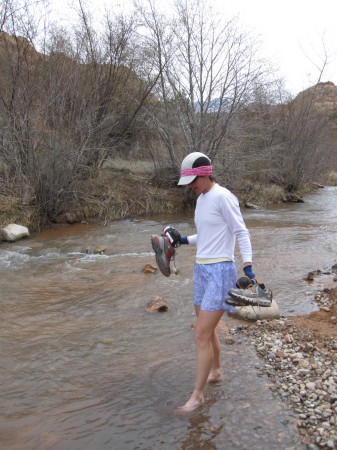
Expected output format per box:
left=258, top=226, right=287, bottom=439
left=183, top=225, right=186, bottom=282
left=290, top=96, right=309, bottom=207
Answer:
left=243, top=265, right=255, bottom=284
left=162, top=226, right=188, bottom=248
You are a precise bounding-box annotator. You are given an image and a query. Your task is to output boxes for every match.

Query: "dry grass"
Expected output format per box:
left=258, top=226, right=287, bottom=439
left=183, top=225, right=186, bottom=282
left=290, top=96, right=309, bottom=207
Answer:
left=102, top=157, right=154, bottom=175
left=0, top=194, right=42, bottom=230
left=238, top=182, right=285, bottom=206
left=71, top=169, right=190, bottom=224
left=327, top=171, right=337, bottom=186
left=0, top=164, right=191, bottom=232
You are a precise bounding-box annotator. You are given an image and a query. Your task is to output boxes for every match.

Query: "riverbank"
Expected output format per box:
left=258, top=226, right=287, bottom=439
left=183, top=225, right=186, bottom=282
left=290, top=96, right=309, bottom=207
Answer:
left=0, top=169, right=192, bottom=232
left=1, top=161, right=327, bottom=233
left=227, top=265, right=337, bottom=449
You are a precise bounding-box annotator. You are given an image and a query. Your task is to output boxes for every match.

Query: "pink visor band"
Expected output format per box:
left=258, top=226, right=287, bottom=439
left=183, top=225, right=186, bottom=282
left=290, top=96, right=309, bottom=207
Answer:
left=180, top=165, right=213, bottom=178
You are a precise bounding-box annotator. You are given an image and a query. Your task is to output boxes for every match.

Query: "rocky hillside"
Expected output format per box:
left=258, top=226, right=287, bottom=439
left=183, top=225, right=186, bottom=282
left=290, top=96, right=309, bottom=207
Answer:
left=295, top=81, right=337, bottom=134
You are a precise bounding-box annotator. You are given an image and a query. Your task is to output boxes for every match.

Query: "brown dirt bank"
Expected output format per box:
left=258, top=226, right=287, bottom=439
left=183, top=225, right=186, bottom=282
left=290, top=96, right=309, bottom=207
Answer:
left=284, top=265, right=337, bottom=340
left=289, top=285, right=337, bottom=340
left=0, top=170, right=194, bottom=231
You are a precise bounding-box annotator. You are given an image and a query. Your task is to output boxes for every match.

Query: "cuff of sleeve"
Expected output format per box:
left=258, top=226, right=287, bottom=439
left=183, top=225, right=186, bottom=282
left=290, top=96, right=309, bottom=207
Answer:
left=181, top=236, right=189, bottom=245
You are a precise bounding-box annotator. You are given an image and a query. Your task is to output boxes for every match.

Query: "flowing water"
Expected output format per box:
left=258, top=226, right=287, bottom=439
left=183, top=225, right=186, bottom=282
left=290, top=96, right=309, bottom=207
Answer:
left=0, top=186, right=336, bottom=450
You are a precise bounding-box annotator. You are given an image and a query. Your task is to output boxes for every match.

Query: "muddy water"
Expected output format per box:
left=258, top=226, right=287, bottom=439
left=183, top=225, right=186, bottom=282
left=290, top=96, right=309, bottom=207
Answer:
left=0, top=186, right=336, bottom=449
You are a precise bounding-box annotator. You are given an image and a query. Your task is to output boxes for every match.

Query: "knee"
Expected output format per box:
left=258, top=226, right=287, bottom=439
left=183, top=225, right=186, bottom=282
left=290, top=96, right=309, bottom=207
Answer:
left=193, top=327, right=209, bottom=349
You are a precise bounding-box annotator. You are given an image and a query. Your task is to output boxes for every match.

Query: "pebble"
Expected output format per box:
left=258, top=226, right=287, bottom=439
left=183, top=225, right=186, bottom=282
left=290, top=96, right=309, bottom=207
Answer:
left=233, top=293, right=337, bottom=449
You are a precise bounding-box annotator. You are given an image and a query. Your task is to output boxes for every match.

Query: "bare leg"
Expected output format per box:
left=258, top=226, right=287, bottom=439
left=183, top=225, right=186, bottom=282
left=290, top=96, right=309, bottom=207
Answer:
left=207, top=329, right=223, bottom=383
left=178, top=308, right=224, bottom=412
left=196, top=306, right=223, bottom=383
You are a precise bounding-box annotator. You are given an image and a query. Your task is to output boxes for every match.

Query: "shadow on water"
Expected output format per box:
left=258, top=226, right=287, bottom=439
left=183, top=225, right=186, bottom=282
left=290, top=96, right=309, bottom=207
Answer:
left=0, top=187, right=336, bottom=449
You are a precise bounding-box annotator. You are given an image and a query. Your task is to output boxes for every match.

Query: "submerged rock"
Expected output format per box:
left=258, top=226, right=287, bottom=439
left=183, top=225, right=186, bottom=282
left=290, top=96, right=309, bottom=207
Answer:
left=282, top=194, right=304, bottom=203
left=80, top=245, right=106, bottom=254
left=145, top=296, right=168, bottom=313
left=244, top=202, right=261, bottom=210
left=93, top=245, right=106, bottom=254
left=143, top=263, right=157, bottom=273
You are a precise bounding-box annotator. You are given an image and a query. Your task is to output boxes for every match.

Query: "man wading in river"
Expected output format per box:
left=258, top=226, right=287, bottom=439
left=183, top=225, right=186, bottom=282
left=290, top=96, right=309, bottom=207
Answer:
left=151, top=152, right=272, bottom=412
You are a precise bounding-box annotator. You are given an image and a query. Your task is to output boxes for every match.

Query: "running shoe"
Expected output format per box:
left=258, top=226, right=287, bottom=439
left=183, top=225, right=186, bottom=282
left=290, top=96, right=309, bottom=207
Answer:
left=228, top=283, right=273, bottom=307
left=225, top=296, right=239, bottom=306
left=151, top=235, right=175, bottom=277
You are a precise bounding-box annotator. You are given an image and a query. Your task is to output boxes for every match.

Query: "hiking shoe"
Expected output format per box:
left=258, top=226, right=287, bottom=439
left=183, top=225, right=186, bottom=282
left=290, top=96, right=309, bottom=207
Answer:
left=225, top=294, right=262, bottom=307
left=225, top=294, right=265, bottom=307
left=225, top=296, right=239, bottom=306
left=151, top=235, right=175, bottom=277
left=228, top=283, right=273, bottom=307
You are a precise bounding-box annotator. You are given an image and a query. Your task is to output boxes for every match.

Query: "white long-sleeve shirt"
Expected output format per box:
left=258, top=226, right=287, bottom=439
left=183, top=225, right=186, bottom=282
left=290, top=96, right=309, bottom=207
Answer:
left=187, top=183, right=252, bottom=264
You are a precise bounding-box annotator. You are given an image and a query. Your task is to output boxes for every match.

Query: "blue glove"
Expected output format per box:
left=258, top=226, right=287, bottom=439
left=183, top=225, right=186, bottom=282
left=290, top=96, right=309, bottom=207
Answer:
left=243, top=265, right=256, bottom=284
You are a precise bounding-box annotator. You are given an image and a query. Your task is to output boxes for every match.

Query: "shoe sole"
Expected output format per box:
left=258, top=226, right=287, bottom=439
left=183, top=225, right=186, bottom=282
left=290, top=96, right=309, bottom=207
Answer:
left=151, top=235, right=173, bottom=277
left=227, top=292, right=272, bottom=307
left=225, top=297, right=240, bottom=306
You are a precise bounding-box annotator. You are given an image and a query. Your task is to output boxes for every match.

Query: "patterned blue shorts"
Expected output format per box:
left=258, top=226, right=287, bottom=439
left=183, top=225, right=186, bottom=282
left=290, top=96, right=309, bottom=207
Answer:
left=193, top=261, right=237, bottom=312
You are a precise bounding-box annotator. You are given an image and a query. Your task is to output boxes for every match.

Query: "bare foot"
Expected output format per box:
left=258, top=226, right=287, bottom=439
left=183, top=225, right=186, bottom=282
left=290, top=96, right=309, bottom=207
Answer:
left=176, top=397, right=204, bottom=413
left=207, top=368, right=223, bottom=383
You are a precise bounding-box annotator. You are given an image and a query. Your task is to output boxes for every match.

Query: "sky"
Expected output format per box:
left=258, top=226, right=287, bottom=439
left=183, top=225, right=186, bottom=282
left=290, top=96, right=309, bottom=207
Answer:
left=220, top=0, right=337, bottom=95
left=48, top=0, right=337, bottom=96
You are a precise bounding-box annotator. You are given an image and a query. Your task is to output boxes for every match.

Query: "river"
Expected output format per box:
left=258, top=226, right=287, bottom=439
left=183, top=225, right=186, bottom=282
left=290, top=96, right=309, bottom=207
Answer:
left=0, top=186, right=336, bottom=449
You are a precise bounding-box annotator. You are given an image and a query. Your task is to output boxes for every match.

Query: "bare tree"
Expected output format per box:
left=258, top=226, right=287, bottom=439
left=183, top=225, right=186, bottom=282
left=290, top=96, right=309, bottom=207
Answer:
left=136, top=0, right=269, bottom=175
left=0, top=0, right=10, bottom=31
left=271, top=82, right=336, bottom=191
left=134, top=0, right=179, bottom=169
left=0, top=1, right=160, bottom=220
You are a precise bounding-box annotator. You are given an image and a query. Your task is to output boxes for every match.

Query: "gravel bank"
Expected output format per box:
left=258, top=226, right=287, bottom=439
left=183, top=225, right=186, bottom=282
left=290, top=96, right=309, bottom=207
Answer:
left=231, top=272, right=337, bottom=449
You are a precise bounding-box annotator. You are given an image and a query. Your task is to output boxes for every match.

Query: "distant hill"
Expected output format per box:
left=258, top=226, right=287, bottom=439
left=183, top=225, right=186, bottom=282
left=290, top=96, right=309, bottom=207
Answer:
left=295, top=81, right=337, bottom=111
left=194, top=98, right=231, bottom=113
left=294, top=81, right=337, bottom=133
